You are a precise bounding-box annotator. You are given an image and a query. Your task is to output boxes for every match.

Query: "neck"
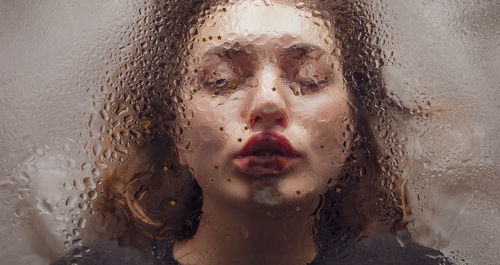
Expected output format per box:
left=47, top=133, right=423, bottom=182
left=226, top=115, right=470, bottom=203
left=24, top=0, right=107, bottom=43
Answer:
left=174, top=193, right=319, bottom=265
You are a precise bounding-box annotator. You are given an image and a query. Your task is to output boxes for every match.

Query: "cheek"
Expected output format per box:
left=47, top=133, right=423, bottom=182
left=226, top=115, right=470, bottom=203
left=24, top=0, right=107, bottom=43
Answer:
left=299, top=93, right=350, bottom=147
left=181, top=95, right=243, bottom=168
left=294, top=91, right=351, bottom=187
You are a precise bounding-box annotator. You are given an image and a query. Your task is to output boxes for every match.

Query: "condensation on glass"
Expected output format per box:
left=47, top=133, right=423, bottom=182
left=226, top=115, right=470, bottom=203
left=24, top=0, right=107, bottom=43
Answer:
left=0, top=0, right=498, bottom=265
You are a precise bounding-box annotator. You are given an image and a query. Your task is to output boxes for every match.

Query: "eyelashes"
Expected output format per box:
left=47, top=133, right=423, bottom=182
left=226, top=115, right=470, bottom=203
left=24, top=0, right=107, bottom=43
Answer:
left=204, top=78, right=230, bottom=88
left=298, top=79, right=328, bottom=94
left=203, top=77, right=239, bottom=94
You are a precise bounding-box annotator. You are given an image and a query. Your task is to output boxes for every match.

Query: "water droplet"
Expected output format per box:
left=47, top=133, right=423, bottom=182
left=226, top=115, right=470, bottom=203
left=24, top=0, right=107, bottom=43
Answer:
left=117, top=103, right=129, bottom=115
left=99, top=109, right=109, bottom=121
left=82, top=177, right=95, bottom=189
left=65, top=195, right=78, bottom=208
left=114, top=144, right=128, bottom=154
left=78, top=217, right=87, bottom=229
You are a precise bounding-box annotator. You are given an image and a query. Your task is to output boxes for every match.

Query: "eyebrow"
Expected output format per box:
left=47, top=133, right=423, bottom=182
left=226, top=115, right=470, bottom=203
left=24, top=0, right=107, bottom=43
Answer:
left=203, top=43, right=252, bottom=59
left=284, top=43, right=326, bottom=59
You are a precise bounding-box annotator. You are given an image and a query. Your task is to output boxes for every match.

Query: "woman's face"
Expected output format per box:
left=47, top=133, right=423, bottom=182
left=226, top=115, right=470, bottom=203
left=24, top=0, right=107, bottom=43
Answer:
left=177, top=1, right=352, bottom=209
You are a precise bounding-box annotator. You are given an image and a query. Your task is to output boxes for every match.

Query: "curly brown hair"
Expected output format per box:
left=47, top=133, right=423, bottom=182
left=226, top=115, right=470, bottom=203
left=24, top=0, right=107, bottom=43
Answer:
left=89, top=0, right=408, bottom=251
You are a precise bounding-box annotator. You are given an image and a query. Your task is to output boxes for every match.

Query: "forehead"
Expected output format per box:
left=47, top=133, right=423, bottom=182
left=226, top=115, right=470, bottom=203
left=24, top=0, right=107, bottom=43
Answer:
left=193, top=1, right=334, bottom=55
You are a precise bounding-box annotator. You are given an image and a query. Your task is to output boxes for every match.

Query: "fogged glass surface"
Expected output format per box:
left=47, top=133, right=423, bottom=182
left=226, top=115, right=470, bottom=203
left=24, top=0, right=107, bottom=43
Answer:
left=0, top=1, right=498, bottom=265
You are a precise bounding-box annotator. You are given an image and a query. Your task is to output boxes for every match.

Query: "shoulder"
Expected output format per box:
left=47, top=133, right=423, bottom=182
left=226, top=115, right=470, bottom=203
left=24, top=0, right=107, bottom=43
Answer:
left=310, top=233, right=455, bottom=265
left=51, top=240, right=180, bottom=265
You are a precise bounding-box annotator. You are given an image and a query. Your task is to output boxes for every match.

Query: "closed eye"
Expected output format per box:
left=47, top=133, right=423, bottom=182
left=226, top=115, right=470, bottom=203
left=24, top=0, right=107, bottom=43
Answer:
left=203, top=78, right=239, bottom=95
left=299, top=79, right=328, bottom=94
left=204, top=78, right=229, bottom=88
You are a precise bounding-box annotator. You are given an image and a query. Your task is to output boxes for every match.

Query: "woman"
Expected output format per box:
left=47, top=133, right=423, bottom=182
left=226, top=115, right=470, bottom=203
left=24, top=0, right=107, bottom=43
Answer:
left=58, top=0, right=452, bottom=264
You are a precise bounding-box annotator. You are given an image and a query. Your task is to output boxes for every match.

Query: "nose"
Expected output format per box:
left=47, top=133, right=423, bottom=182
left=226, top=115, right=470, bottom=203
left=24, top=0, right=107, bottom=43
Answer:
left=247, top=65, right=288, bottom=130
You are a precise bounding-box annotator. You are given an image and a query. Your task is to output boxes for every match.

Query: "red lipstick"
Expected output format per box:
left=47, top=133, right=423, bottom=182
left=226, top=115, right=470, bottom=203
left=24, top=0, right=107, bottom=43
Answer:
left=233, top=131, right=300, bottom=177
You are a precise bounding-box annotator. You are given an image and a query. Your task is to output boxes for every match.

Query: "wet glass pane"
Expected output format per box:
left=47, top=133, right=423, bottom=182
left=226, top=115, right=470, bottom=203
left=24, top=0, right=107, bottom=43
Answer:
left=0, top=1, right=498, bottom=264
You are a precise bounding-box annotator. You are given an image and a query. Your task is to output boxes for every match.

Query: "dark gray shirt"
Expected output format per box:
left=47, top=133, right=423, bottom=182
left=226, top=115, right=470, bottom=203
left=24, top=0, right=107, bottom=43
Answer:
left=52, top=234, right=453, bottom=265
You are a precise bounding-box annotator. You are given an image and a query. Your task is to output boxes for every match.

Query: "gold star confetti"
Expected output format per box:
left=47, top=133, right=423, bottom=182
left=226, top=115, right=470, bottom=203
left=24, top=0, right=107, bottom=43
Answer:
left=320, top=145, right=324, bottom=149
left=219, top=126, right=224, bottom=131
left=296, top=190, right=301, bottom=195
left=202, top=37, right=207, bottom=42
left=227, top=178, right=232, bottom=182
left=294, top=91, right=300, bottom=96
left=229, top=81, right=237, bottom=89
left=265, top=211, right=271, bottom=217
left=237, top=138, right=242, bottom=142
left=281, top=159, right=287, bottom=165
left=209, top=178, right=215, bottom=182
left=212, top=71, right=217, bottom=76
left=370, top=24, right=375, bottom=29
left=265, top=152, right=270, bottom=156
left=347, top=28, right=353, bottom=34
left=170, top=200, right=176, bottom=206
left=185, top=220, right=192, bottom=226
left=296, top=206, right=301, bottom=212
left=244, top=126, right=249, bottom=130
left=189, top=149, right=194, bottom=154
left=208, top=36, right=213, bottom=40
left=141, top=120, right=151, bottom=129
left=163, top=166, right=168, bottom=172
left=145, top=128, right=151, bottom=135
left=172, top=88, right=177, bottom=93
left=335, top=187, right=341, bottom=193
left=324, top=77, right=328, bottom=81
left=272, top=87, right=276, bottom=91
left=192, top=89, right=197, bottom=93
left=314, top=56, right=319, bottom=61
left=275, top=193, right=281, bottom=198
left=214, top=165, right=219, bottom=169
left=222, top=7, right=227, bottom=12
left=225, top=235, right=231, bottom=241
left=194, top=69, right=198, bottom=74
left=217, top=35, right=222, bottom=40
